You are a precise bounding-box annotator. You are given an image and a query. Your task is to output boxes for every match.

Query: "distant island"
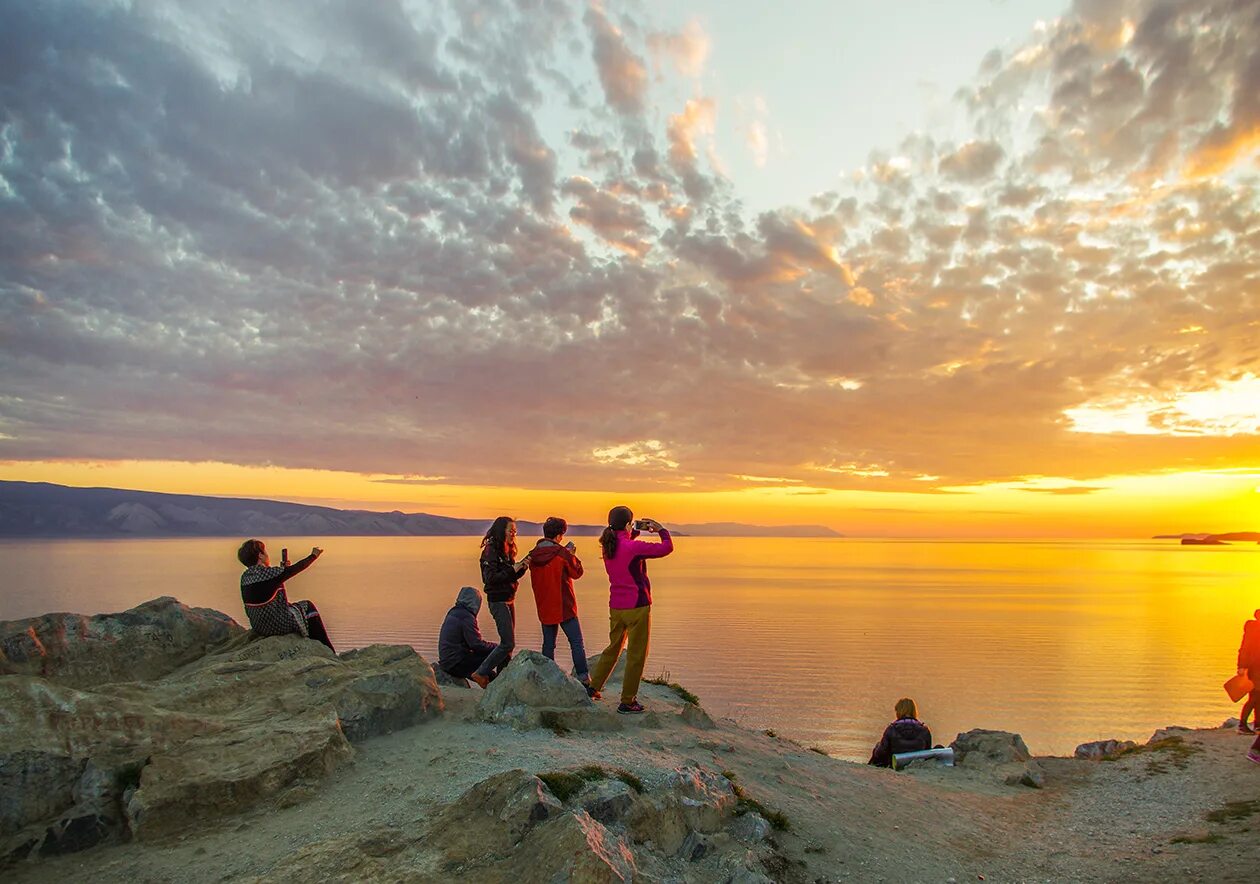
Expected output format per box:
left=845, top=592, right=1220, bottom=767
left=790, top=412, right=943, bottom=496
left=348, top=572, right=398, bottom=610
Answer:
left=1152, top=532, right=1260, bottom=545
left=0, top=481, right=842, bottom=539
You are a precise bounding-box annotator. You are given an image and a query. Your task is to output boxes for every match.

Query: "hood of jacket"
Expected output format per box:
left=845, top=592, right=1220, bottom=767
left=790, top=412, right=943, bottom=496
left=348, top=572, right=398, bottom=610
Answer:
left=455, top=585, right=483, bottom=614
left=530, top=538, right=572, bottom=567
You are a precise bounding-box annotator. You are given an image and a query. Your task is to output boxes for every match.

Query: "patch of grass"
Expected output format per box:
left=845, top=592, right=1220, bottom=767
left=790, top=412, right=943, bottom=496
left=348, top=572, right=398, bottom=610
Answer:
left=538, top=710, right=570, bottom=736
left=763, top=729, right=778, bottom=738
left=721, top=770, right=791, bottom=831
left=537, top=765, right=643, bottom=802
left=1102, top=736, right=1202, bottom=775
left=643, top=670, right=700, bottom=706
left=1171, top=832, right=1224, bottom=845
left=1205, top=799, right=1260, bottom=824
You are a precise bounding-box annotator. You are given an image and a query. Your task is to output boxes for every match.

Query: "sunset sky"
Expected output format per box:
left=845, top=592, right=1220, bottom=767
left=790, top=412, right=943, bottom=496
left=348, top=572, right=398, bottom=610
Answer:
left=1, top=0, right=1258, bottom=536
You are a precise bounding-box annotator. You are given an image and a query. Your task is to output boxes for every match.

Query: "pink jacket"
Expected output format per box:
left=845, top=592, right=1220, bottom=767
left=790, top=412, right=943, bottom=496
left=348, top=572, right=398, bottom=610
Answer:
left=604, top=529, right=674, bottom=609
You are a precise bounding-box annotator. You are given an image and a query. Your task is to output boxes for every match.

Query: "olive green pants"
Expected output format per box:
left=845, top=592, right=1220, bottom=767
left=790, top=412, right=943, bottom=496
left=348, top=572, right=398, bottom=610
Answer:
left=589, top=605, right=651, bottom=704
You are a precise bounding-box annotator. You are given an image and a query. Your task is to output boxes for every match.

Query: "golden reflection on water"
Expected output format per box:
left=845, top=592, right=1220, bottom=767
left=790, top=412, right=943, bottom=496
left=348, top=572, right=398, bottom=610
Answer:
left=1, top=536, right=1254, bottom=760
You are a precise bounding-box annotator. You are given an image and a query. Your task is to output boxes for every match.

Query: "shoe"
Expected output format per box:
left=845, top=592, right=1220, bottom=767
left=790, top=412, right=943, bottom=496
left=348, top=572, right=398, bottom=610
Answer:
left=584, top=683, right=602, bottom=700
left=470, top=672, right=490, bottom=689
left=1238, top=723, right=1255, bottom=735
left=1248, top=749, right=1260, bottom=765
left=617, top=700, right=645, bottom=714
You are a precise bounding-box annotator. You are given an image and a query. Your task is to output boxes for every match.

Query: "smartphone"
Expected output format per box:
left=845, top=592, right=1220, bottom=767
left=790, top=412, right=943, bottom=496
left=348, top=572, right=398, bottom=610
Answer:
left=632, top=520, right=650, bottom=531
left=281, top=547, right=290, bottom=566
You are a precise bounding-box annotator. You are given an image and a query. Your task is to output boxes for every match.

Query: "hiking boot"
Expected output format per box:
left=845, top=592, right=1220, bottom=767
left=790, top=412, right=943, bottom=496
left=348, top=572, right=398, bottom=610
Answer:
left=470, top=672, right=490, bottom=689
left=617, top=700, right=645, bottom=714
left=1248, top=749, right=1260, bottom=765
left=1239, top=723, right=1255, bottom=735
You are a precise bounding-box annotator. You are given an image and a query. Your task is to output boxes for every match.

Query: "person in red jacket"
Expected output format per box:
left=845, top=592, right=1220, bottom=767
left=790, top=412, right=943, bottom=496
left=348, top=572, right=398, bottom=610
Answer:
left=1237, top=609, right=1260, bottom=735
left=527, top=516, right=597, bottom=697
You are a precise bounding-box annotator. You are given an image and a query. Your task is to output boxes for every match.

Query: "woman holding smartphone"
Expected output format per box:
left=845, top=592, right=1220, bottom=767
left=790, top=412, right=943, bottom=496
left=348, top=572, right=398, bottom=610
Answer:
left=471, top=516, right=529, bottom=688
left=587, top=506, right=674, bottom=713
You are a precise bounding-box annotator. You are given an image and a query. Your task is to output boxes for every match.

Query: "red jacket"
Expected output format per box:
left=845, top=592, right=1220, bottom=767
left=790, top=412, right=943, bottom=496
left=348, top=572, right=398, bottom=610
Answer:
left=1240, top=619, right=1260, bottom=670
left=528, top=540, right=584, bottom=625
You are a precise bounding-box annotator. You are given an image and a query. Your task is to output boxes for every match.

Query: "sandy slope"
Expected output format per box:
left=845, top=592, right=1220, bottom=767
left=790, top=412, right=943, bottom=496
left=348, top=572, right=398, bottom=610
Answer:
left=11, top=683, right=1258, bottom=883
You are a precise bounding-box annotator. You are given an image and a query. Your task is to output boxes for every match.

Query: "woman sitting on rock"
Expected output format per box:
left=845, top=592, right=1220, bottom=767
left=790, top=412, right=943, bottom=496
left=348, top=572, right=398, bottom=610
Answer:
left=237, top=539, right=335, bottom=652
left=437, top=586, right=500, bottom=682
left=868, top=697, right=933, bottom=767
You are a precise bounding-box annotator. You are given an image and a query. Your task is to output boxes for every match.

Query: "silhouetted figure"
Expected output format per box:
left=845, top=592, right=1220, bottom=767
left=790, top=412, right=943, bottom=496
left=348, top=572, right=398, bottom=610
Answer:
left=237, top=539, right=335, bottom=652
left=868, top=697, right=933, bottom=767
left=472, top=516, right=529, bottom=689
left=437, top=586, right=500, bottom=681
left=588, top=506, right=674, bottom=714
left=528, top=516, right=596, bottom=696
left=1237, top=609, right=1260, bottom=735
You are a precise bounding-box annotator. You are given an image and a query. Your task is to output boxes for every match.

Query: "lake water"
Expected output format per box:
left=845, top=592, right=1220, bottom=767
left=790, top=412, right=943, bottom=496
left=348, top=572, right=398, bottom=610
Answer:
left=1, top=536, right=1255, bottom=760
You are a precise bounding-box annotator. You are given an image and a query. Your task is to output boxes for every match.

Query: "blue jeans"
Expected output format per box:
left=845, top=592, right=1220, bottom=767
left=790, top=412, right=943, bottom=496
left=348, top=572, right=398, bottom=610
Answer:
left=541, top=616, right=589, bottom=680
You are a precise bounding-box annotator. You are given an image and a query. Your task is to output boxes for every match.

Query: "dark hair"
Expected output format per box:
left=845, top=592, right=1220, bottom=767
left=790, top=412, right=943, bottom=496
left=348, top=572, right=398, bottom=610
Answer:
left=482, top=516, right=517, bottom=560
left=542, top=516, right=567, bottom=540
left=600, top=506, right=633, bottom=560
left=237, top=538, right=265, bottom=567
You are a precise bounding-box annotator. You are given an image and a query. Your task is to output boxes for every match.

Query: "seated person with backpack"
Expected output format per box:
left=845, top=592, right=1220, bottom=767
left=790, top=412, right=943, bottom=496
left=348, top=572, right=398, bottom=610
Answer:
left=437, top=586, right=500, bottom=682
left=868, top=697, right=933, bottom=767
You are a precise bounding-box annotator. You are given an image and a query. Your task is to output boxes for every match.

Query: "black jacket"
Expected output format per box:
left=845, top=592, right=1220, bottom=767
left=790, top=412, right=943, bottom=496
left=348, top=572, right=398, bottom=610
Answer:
left=481, top=548, right=526, bottom=603
left=868, top=718, right=933, bottom=767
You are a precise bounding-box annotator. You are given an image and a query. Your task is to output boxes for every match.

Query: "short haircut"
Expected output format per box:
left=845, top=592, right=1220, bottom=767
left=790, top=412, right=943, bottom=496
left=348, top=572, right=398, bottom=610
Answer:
left=542, top=516, right=567, bottom=539
left=894, top=697, right=917, bottom=720
left=237, top=538, right=266, bottom=567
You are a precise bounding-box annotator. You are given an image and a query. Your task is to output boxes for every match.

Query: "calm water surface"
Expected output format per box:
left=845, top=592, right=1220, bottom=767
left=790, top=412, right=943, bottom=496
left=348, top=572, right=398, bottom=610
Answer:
left=1, top=536, right=1255, bottom=760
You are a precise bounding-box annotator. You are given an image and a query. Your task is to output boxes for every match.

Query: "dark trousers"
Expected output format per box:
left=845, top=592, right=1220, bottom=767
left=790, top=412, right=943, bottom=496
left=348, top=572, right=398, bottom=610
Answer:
left=444, top=646, right=495, bottom=680
left=541, top=616, right=589, bottom=679
left=293, top=600, right=336, bottom=654
left=477, top=600, right=515, bottom=677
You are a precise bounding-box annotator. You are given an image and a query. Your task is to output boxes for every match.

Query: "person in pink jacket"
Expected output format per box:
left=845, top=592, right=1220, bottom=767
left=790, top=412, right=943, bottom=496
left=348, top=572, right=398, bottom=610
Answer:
left=587, top=505, right=675, bottom=713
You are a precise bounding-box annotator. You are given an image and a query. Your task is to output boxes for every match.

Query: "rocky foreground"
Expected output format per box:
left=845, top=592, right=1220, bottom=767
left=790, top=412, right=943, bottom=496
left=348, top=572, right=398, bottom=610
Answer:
left=1, top=599, right=1256, bottom=883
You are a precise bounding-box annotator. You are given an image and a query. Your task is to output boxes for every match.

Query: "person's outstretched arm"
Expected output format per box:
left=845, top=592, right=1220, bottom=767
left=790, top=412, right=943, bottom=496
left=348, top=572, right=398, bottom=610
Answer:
left=280, top=548, right=323, bottom=581
left=630, top=527, right=674, bottom=559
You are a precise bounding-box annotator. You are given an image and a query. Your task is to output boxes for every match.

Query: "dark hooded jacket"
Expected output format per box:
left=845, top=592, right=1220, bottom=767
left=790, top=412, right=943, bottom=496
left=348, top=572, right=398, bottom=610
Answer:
left=438, top=587, right=496, bottom=674
left=868, top=718, right=933, bottom=767
left=527, top=539, right=584, bottom=625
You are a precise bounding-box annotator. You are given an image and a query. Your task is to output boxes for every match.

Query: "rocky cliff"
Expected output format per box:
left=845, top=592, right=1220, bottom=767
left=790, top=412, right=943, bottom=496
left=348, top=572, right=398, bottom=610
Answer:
left=2, top=598, right=1255, bottom=882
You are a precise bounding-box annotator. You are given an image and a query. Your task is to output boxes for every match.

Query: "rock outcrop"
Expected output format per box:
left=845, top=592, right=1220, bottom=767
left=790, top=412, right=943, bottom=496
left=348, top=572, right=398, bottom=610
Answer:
left=951, top=729, right=1044, bottom=788
left=1074, top=738, right=1138, bottom=760
left=1, top=599, right=443, bottom=864
left=478, top=650, right=595, bottom=730
left=0, top=597, right=243, bottom=687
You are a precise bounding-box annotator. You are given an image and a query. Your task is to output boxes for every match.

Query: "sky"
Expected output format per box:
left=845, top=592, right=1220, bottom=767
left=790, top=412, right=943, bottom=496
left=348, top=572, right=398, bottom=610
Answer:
left=1, top=0, right=1259, bottom=536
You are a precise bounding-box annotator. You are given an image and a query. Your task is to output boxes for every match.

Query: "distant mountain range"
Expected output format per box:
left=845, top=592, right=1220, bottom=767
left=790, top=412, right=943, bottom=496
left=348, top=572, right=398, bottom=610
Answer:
left=0, top=482, right=842, bottom=539
left=1152, top=532, right=1260, bottom=544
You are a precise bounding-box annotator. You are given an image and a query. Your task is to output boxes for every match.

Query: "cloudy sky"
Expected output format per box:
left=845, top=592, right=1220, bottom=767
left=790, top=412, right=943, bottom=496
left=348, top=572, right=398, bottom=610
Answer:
left=1, top=0, right=1258, bottom=534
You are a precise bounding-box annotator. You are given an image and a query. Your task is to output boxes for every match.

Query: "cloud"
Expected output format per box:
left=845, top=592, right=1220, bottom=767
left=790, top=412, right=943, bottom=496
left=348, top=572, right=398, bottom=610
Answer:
left=585, top=6, right=648, bottom=115
left=647, top=19, right=709, bottom=79
left=0, top=0, right=1257, bottom=499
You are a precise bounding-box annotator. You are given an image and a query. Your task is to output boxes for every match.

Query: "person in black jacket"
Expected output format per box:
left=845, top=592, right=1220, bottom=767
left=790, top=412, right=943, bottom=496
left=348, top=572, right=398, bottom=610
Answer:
left=471, top=516, right=530, bottom=688
left=437, top=586, right=499, bottom=680
left=868, top=697, right=933, bottom=767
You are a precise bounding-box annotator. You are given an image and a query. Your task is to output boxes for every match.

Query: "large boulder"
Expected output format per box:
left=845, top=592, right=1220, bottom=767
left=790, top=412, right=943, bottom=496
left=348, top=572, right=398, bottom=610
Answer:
left=479, top=650, right=593, bottom=729
left=0, top=597, right=243, bottom=687
left=425, top=769, right=565, bottom=866
left=950, top=729, right=1032, bottom=765
left=1, top=620, right=444, bottom=862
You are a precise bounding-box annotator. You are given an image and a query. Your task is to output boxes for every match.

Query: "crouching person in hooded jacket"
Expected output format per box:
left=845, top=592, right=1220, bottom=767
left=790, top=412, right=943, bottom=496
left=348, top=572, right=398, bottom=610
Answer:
left=438, top=586, right=500, bottom=682
left=868, top=697, right=933, bottom=767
